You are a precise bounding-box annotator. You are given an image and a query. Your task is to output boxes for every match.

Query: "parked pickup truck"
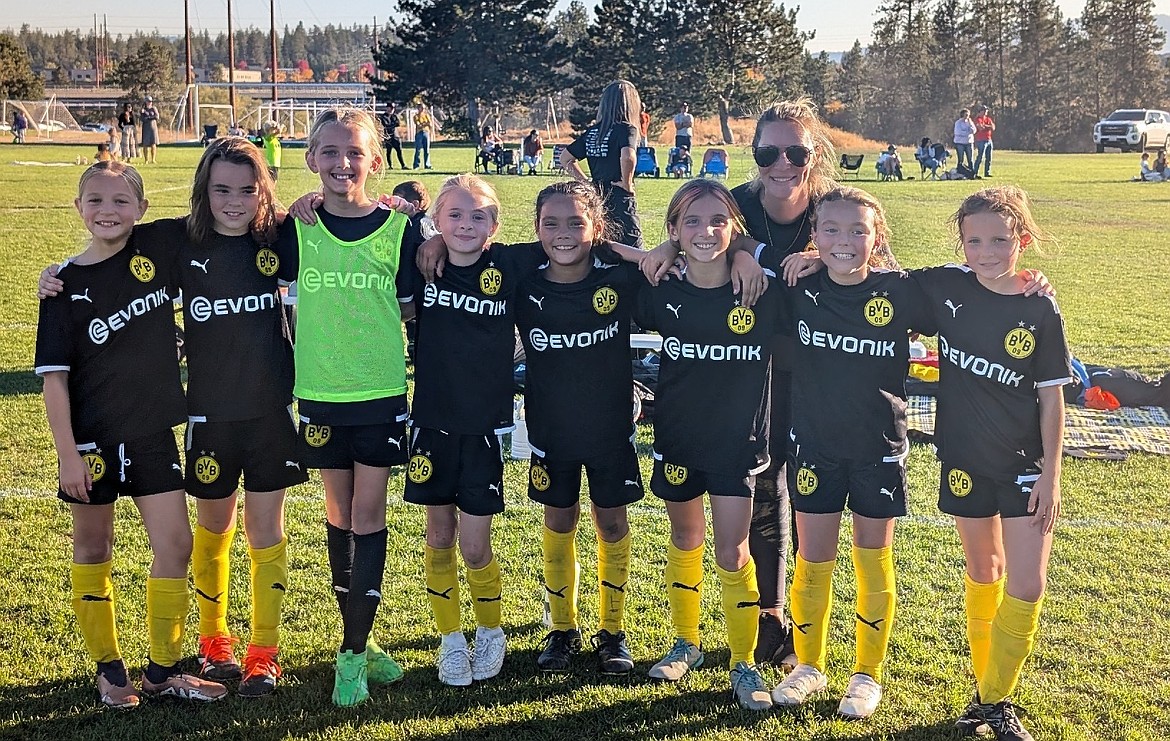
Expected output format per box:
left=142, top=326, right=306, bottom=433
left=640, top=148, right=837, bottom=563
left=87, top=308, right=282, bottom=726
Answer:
left=1094, top=109, right=1170, bottom=152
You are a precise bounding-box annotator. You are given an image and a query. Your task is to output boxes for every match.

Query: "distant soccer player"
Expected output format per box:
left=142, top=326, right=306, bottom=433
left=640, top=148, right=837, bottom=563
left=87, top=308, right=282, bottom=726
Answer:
left=634, top=179, right=784, bottom=711
left=35, top=162, right=227, bottom=707
left=923, top=186, right=1069, bottom=741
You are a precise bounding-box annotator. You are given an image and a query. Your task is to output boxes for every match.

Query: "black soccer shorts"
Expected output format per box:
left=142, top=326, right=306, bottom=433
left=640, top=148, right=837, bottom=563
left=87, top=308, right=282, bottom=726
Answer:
left=403, top=427, right=505, bottom=516
left=59, top=429, right=184, bottom=505
left=185, top=409, right=308, bottom=499
left=526, top=442, right=644, bottom=510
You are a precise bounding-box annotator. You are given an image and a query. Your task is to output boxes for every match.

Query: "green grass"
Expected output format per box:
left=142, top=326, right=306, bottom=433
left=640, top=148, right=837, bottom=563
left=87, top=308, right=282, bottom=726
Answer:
left=1, top=144, right=1169, bottom=740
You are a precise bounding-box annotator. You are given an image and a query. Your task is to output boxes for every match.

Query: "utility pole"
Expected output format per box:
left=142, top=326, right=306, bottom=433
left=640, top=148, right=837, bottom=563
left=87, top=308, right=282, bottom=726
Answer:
left=227, top=0, right=237, bottom=122
left=270, top=0, right=278, bottom=103
left=185, top=0, right=194, bottom=133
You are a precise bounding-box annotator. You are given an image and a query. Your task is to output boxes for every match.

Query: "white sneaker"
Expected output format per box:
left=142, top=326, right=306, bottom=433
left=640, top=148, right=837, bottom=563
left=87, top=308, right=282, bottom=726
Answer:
left=648, top=638, right=704, bottom=681
left=471, top=626, right=506, bottom=681
left=771, top=662, right=827, bottom=706
left=730, top=661, right=773, bottom=711
left=437, top=632, right=472, bottom=687
left=838, top=672, right=882, bottom=719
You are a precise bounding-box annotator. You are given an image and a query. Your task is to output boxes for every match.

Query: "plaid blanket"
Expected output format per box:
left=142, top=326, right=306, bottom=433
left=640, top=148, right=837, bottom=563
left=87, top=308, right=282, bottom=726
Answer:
left=906, top=396, right=1170, bottom=457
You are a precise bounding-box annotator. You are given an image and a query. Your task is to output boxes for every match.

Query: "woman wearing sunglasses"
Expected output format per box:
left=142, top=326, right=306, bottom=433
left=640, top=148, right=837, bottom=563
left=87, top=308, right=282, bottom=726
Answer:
left=728, top=98, right=839, bottom=673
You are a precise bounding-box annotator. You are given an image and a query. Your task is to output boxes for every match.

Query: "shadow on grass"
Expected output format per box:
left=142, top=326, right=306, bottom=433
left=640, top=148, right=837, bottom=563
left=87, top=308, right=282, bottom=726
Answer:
left=0, top=652, right=965, bottom=741
left=0, top=369, right=39, bottom=397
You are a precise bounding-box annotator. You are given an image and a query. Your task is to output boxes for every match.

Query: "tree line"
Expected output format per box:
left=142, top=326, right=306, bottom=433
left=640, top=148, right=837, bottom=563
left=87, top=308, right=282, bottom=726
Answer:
left=4, top=0, right=1168, bottom=150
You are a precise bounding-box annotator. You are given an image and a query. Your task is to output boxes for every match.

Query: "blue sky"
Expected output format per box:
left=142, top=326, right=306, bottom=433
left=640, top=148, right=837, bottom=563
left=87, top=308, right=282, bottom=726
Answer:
left=4, top=0, right=1169, bottom=53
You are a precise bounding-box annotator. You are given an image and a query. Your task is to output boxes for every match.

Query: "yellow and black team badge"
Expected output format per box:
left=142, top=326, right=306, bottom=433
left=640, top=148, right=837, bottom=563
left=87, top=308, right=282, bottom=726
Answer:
left=795, top=466, right=819, bottom=495
left=256, top=248, right=280, bottom=277
left=864, top=296, right=894, bottom=327
left=948, top=468, right=974, bottom=498
left=479, top=266, right=503, bottom=296
left=592, top=286, right=618, bottom=315
left=1004, top=326, right=1036, bottom=359
left=663, top=463, right=688, bottom=486
left=129, top=254, right=156, bottom=283
left=727, top=305, right=756, bottom=335
left=194, top=453, right=221, bottom=484
left=407, top=454, right=433, bottom=484
left=303, top=423, right=332, bottom=448
left=82, top=452, right=106, bottom=483
left=530, top=462, right=551, bottom=492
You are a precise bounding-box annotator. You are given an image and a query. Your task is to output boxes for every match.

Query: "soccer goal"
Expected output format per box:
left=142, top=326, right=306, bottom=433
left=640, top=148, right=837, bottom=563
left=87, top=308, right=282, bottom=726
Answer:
left=2, top=97, right=81, bottom=138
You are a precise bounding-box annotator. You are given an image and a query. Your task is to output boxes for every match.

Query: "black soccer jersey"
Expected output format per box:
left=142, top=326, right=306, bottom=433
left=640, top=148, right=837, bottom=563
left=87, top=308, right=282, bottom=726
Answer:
left=916, top=265, right=1072, bottom=477
left=566, top=123, right=640, bottom=186
left=633, top=276, right=786, bottom=477
left=34, top=221, right=185, bottom=442
left=411, top=241, right=545, bottom=435
left=515, top=259, right=641, bottom=460
left=790, top=269, right=936, bottom=462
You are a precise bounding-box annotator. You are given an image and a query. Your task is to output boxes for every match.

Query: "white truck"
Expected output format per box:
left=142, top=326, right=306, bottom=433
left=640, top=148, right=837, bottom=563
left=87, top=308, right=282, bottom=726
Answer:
left=1094, top=109, right=1170, bottom=153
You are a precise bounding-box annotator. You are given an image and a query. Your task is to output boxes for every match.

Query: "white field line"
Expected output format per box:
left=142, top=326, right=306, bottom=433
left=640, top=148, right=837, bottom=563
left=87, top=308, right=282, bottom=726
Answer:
left=0, top=185, right=190, bottom=215
left=1, top=487, right=1166, bottom=532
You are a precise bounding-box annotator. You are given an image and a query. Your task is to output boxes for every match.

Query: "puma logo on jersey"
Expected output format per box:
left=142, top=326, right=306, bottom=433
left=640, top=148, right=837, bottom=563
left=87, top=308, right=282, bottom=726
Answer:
left=387, top=436, right=403, bottom=449
left=945, top=299, right=963, bottom=317
left=856, top=613, right=885, bottom=632
left=545, top=585, right=568, bottom=599
left=308, top=238, right=321, bottom=254
left=80, top=594, right=112, bottom=602
left=488, top=483, right=500, bottom=494
left=190, top=258, right=210, bottom=273
left=666, top=303, right=682, bottom=319
left=427, top=587, right=454, bottom=600
left=671, top=580, right=701, bottom=593
left=70, top=288, right=92, bottom=303
left=195, top=588, right=223, bottom=604
left=528, top=295, right=545, bottom=310
left=880, top=487, right=895, bottom=500
left=601, top=580, right=626, bottom=593
left=285, top=460, right=301, bottom=470
left=794, top=621, right=813, bottom=634
left=364, top=589, right=382, bottom=599
left=476, top=594, right=502, bottom=602
left=623, top=479, right=639, bottom=487
left=804, top=289, right=820, bottom=306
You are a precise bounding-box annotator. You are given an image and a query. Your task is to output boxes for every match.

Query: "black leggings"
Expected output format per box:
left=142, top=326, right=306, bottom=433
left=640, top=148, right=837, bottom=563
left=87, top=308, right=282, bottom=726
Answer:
left=383, top=137, right=406, bottom=169
left=751, top=369, right=795, bottom=615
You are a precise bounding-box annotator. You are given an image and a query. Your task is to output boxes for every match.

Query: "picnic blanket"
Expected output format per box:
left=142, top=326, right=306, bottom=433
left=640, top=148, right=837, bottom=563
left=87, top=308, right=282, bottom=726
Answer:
left=906, top=396, right=1170, bottom=458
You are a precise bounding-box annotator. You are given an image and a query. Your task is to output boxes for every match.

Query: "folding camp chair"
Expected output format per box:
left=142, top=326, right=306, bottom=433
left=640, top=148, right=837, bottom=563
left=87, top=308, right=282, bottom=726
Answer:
left=840, top=153, right=864, bottom=180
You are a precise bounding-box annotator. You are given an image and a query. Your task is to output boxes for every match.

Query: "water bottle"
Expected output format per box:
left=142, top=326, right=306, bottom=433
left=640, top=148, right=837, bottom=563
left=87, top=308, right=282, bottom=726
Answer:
left=510, top=397, right=530, bottom=459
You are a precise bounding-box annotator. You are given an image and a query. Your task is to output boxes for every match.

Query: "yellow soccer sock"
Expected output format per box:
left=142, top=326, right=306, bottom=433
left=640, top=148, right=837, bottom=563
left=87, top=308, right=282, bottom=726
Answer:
left=146, top=577, right=188, bottom=668
left=716, top=559, right=760, bottom=667
left=852, top=545, right=896, bottom=682
left=424, top=545, right=461, bottom=635
left=543, top=526, right=579, bottom=631
left=597, top=532, right=631, bottom=633
left=965, top=573, right=1006, bottom=684
left=791, top=554, right=835, bottom=673
left=978, top=593, right=1044, bottom=704
left=665, top=542, right=704, bottom=646
left=248, top=538, right=288, bottom=648
left=71, top=561, right=121, bottom=663
left=193, top=524, right=234, bottom=638
left=466, top=557, right=502, bottom=630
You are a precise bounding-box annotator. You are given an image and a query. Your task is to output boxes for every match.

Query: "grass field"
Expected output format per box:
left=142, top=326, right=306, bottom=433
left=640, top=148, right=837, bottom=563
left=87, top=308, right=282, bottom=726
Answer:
left=1, top=143, right=1168, bottom=741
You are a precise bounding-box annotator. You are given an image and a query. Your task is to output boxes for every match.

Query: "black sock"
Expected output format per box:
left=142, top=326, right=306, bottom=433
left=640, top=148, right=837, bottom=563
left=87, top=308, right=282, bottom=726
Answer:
left=340, top=528, right=388, bottom=653
left=749, top=463, right=791, bottom=619
left=326, top=522, right=355, bottom=618
left=96, top=659, right=128, bottom=686
left=144, top=659, right=177, bottom=684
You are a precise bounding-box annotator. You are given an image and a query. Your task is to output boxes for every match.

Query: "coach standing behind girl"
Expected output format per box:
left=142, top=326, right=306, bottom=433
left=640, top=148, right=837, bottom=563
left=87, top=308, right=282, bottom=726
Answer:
left=559, top=80, right=645, bottom=248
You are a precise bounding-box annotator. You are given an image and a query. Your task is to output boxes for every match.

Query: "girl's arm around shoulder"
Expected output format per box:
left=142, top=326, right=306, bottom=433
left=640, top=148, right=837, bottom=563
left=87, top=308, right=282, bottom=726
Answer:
left=274, top=217, right=300, bottom=282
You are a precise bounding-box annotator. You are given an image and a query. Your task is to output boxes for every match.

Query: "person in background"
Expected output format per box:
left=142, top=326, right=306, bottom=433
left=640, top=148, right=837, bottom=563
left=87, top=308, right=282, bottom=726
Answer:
left=973, top=105, right=996, bottom=178
left=379, top=102, right=408, bottom=170
left=12, top=110, right=28, bottom=144
left=414, top=104, right=434, bottom=170
left=522, top=129, right=544, bottom=175
left=673, top=102, right=694, bottom=151
left=94, top=142, right=113, bottom=163
left=118, top=103, right=138, bottom=160
left=1139, top=152, right=1163, bottom=181
left=140, top=96, right=160, bottom=164
left=953, top=108, right=975, bottom=171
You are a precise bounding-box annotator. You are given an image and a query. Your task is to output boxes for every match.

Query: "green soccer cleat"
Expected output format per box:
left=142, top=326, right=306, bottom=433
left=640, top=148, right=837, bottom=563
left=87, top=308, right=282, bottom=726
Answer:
left=332, top=649, right=370, bottom=707
left=365, top=641, right=404, bottom=685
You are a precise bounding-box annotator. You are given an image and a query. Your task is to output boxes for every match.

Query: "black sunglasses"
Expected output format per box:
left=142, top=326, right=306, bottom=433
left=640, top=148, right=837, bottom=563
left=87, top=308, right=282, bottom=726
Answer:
left=753, top=144, right=813, bottom=168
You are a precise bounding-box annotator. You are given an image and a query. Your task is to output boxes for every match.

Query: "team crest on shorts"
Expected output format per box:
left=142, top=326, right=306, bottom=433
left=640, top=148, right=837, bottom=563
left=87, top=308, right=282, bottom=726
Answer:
left=593, top=286, right=618, bottom=315
left=727, top=305, right=755, bottom=335
left=82, top=452, right=106, bottom=483
left=303, top=424, right=332, bottom=448
left=129, top=254, right=156, bottom=283
left=479, top=266, right=503, bottom=296
left=948, top=468, right=974, bottom=498
left=194, top=453, right=221, bottom=484
left=530, top=462, right=551, bottom=492
left=1004, top=325, right=1036, bottom=359
left=256, top=248, right=280, bottom=277
left=407, top=454, right=433, bottom=484
left=663, top=462, right=688, bottom=486
left=864, top=295, right=894, bottom=327
left=795, top=466, right=819, bottom=495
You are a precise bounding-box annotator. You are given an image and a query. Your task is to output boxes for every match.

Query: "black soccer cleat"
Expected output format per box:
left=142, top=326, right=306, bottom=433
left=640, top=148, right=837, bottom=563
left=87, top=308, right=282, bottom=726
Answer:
left=591, top=629, right=634, bottom=675
left=536, top=628, right=582, bottom=672
left=973, top=700, right=1034, bottom=741
left=754, top=612, right=796, bottom=669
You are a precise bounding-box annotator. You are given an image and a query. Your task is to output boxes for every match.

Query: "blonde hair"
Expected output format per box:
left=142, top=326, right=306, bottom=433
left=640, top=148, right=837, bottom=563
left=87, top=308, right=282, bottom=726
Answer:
left=188, top=136, right=280, bottom=245
left=77, top=160, right=145, bottom=202
left=432, top=174, right=501, bottom=225
left=813, top=186, right=900, bottom=270
left=949, top=185, right=1053, bottom=255
left=664, top=179, right=748, bottom=245
left=749, top=98, right=837, bottom=201
left=307, top=107, right=383, bottom=158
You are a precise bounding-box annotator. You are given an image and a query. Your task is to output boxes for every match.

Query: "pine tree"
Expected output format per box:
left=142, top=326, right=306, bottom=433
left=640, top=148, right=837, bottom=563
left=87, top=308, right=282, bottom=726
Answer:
left=1011, top=0, right=1067, bottom=149
left=0, top=33, right=44, bottom=100
left=1101, top=0, right=1165, bottom=108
